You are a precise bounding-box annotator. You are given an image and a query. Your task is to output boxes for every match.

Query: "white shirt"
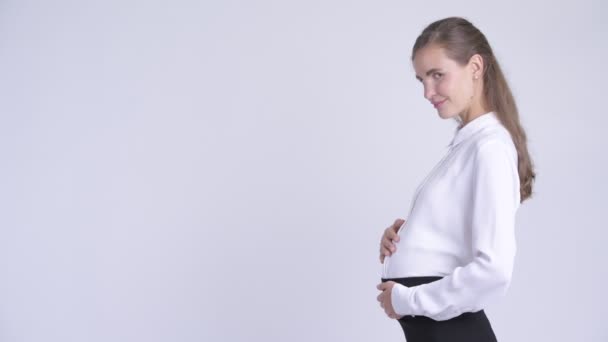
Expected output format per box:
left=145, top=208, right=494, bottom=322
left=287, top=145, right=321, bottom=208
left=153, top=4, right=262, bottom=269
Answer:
left=381, top=111, right=521, bottom=321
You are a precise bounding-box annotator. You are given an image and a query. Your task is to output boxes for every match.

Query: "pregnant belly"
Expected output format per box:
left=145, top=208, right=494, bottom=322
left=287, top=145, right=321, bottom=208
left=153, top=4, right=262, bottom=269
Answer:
left=382, top=244, right=461, bottom=279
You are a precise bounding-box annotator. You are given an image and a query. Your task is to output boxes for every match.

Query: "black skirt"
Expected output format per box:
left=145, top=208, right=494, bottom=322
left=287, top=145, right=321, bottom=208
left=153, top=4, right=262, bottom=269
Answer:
left=380, top=276, right=498, bottom=342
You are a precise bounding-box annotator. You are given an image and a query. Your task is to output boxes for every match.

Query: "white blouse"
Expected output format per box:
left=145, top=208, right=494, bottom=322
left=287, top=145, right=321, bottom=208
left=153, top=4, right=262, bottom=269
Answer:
left=381, top=111, right=521, bottom=321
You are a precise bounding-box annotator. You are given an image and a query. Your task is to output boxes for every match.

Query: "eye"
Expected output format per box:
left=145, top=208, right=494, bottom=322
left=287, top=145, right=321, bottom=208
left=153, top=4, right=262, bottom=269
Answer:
left=432, top=72, right=443, bottom=79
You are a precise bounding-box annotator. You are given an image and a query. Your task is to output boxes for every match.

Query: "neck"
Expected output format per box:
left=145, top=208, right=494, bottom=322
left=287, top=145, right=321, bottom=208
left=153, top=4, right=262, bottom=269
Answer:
left=459, top=107, right=490, bottom=126
left=459, top=80, right=489, bottom=126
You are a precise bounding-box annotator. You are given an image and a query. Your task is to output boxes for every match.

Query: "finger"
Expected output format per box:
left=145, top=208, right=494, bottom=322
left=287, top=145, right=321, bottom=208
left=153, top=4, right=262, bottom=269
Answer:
left=379, top=243, right=387, bottom=255
left=387, top=227, right=400, bottom=243
left=391, top=219, right=404, bottom=238
left=381, top=240, right=396, bottom=255
left=380, top=239, right=393, bottom=256
left=379, top=229, right=391, bottom=259
left=386, top=227, right=399, bottom=241
left=380, top=244, right=389, bottom=257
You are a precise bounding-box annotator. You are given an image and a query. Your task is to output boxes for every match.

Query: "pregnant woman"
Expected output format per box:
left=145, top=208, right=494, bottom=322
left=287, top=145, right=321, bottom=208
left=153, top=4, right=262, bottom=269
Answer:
left=375, top=17, right=536, bottom=341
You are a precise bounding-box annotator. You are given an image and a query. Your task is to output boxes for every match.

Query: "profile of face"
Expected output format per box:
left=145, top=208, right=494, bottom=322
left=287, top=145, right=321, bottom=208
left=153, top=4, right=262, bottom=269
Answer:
left=412, top=44, right=483, bottom=121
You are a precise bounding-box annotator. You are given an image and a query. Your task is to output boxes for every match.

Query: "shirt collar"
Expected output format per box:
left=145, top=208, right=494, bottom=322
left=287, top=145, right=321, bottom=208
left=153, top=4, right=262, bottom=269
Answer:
left=448, top=111, right=501, bottom=148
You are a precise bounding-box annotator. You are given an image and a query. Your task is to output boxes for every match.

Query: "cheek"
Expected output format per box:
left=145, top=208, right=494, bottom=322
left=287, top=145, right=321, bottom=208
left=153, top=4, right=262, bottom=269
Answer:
left=436, top=78, right=454, bottom=99
left=436, top=82, right=449, bottom=97
left=440, top=76, right=470, bottom=102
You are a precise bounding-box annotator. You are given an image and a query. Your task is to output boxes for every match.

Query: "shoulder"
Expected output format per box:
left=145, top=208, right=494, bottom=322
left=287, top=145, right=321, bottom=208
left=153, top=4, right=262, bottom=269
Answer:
left=469, top=125, right=521, bottom=205
left=471, top=125, right=518, bottom=167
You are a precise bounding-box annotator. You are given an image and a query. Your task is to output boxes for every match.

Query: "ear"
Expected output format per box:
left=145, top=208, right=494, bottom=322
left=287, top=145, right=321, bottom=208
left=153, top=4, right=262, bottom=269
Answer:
left=468, top=54, right=484, bottom=79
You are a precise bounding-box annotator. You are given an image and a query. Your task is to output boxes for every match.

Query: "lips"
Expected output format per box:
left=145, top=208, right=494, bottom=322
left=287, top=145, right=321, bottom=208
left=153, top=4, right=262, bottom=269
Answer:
left=432, top=99, right=447, bottom=108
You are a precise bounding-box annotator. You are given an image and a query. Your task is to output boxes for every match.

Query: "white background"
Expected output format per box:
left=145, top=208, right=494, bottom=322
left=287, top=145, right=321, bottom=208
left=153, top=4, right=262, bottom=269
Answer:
left=1, top=0, right=606, bottom=341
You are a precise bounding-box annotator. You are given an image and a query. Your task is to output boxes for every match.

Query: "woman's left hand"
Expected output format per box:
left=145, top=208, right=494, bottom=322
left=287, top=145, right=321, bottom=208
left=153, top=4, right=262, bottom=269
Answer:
left=376, top=281, right=404, bottom=319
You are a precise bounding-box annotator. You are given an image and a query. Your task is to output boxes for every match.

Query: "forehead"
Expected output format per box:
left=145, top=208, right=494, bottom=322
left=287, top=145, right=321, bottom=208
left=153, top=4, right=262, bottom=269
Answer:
left=412, top=45, right=458, bottom=74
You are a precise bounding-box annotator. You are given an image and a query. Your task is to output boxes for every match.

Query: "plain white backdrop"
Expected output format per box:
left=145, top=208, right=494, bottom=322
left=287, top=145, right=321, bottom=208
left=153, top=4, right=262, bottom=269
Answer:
left=0, top=0, right=606, bottom=341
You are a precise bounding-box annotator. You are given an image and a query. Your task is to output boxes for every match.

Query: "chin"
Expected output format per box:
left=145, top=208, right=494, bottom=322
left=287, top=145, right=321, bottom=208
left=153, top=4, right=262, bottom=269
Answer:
left=436, top=109, right=457, bottom=120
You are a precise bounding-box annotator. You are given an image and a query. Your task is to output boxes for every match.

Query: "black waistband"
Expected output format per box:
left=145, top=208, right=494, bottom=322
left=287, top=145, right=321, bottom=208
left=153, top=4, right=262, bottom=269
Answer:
left=381, top=276, right=443, bottom=287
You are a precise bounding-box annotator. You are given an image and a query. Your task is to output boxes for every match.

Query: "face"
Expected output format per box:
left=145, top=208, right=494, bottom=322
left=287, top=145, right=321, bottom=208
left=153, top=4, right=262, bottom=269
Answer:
left=412, top=44, right=482, bottom=121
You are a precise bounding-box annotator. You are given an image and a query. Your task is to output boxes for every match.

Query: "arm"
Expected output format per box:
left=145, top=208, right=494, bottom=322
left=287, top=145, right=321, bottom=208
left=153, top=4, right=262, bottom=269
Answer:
left=391, top=141, right=520, bottom=321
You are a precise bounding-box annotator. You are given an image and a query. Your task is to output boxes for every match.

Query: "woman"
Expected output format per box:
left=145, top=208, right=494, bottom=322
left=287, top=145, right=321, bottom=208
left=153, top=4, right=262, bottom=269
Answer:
left=375, top=17, right=535, bottom=341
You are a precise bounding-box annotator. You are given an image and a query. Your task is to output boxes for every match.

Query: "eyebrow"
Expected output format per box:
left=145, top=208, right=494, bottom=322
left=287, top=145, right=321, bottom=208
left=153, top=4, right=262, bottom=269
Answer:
left=415, top=68, right=441, bottom=81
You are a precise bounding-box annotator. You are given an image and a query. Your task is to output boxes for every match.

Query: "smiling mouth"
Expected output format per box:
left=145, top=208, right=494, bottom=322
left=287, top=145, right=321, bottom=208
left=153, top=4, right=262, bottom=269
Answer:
left=433, top=99, right=447, bottom=108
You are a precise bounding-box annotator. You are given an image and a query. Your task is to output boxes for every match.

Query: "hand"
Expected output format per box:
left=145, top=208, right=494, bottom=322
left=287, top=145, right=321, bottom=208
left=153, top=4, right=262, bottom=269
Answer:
left=379, top=218, right=405, bottom=263
left=376, top=281, right=404, bottom=319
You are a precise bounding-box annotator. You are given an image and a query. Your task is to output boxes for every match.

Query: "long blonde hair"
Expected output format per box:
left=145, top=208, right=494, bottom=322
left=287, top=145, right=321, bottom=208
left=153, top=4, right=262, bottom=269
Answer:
left=412, top=17, right=536, bottom=202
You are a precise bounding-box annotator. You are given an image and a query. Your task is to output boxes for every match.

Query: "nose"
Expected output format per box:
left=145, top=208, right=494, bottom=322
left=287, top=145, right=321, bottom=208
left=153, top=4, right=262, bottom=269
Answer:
left=423, top=83, right=435, bottom=101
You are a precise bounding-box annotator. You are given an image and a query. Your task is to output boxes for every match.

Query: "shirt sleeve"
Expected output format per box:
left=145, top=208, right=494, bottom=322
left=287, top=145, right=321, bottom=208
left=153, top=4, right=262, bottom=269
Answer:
left=390, top=140, right=520, bottom=321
